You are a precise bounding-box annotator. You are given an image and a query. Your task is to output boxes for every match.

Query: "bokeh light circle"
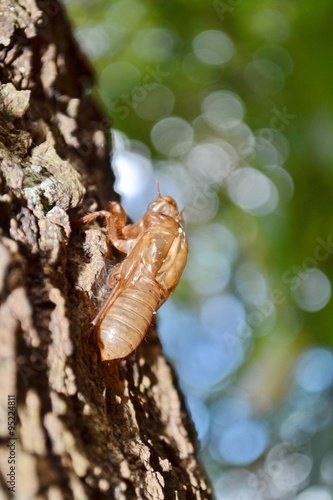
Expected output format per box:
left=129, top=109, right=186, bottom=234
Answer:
left=176, top=338, right=242, bottom=390
left=254, top=44, right=293, bottom=76
left=227, top=166, right=279, bottom=215
left=132, top=27, right=175, bottom=61
left=235, top=263, right=268, bottom=307
left=250, top=9, right=291, bottom=43
left=200, top=293, right=247, bottom=343
left=193, top=30, right=234, bottom=65
left=186, top=141, right=237, bottom=186
left=266, top=444, right=312, bottom=490
left=244, top=60, right=285, bottom=96
left=202, top=91, right=244, bottom=131
left=134, top=84, right=174, bottom=121
left=266, top=165, right=294, bottom=203
left=291, top=268, right=331, bottom=312
left=217, top=419, right=268, bottom=465
left=151, top=117, right=194, bottom=156
left=295, top=347, right=333, bottom=393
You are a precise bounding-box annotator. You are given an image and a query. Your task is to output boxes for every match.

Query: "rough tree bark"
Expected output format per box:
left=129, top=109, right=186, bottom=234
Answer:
left=0, top=0, right=212, bottom=498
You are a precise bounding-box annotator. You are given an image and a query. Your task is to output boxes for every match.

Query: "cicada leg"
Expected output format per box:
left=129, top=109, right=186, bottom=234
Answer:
left=75, top=202, right=146, bottom=255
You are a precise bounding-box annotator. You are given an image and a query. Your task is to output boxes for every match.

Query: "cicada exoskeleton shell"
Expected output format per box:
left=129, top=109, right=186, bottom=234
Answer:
left=77, top=193, right=188, bottom=360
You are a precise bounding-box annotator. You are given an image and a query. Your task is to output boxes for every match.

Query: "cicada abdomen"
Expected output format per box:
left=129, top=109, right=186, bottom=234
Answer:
left=99, top=272, right=161, bottom=360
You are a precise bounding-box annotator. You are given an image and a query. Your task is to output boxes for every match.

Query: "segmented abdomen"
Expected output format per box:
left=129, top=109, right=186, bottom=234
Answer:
left=98, top=277, right=162, bottom=360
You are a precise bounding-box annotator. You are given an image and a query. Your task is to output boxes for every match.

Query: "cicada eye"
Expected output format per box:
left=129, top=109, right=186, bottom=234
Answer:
left=157, top=202, right=169, bottom=213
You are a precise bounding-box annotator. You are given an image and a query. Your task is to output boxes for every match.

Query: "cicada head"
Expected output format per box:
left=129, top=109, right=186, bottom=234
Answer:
left=148, top=195, right=181, bottom=219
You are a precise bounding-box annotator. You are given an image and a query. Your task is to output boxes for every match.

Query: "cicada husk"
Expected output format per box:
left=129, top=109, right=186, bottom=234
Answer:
left=77, top=194, right=188, bottom=361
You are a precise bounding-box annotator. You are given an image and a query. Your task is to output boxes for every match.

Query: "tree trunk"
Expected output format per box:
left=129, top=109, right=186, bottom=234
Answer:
left=0, top=1, right=212, bottom=498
